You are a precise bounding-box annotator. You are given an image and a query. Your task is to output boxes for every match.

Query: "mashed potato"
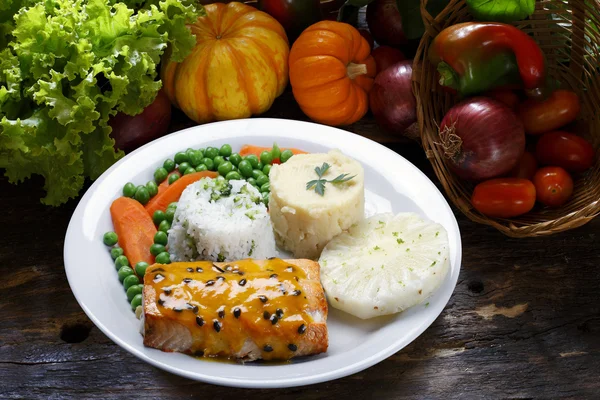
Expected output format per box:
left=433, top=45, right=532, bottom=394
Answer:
left=269, top=150, right=364, bottom=259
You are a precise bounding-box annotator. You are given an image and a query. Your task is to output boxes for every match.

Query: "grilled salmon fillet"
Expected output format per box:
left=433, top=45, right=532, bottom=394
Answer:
left=142, top=258, right=328, bottom=361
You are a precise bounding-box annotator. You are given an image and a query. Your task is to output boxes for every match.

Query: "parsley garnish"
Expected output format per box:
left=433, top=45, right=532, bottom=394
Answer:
left=306, top=162, right=355, bottom=196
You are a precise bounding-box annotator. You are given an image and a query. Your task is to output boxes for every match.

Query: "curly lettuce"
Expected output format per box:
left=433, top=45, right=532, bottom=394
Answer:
left=0, top=0, right=203, bottom=205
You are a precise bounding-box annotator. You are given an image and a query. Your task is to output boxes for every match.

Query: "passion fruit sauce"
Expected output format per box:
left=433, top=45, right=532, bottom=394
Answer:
left=144, top=259, right=312, bottom=361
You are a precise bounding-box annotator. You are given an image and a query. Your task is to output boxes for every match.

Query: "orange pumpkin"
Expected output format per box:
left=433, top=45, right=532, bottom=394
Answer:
left=289, top=21, right=376, bottom=126
left=161, top=2, right=289, bottom=124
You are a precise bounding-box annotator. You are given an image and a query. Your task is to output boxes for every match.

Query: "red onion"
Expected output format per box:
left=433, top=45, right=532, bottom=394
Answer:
left=369, top=60, right=416, bottom=137
left=110, top=89, right=172, bottom=153
left=439, top=97, right=525, bottom=180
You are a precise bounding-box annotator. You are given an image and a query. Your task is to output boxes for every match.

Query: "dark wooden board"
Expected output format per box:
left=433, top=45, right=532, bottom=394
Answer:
left=1, top=111, right=599, bottom=398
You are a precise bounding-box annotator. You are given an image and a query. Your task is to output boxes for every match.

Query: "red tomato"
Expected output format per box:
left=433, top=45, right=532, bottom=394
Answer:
left=485, top=89, right=519, bottom=109
left=535, top=131, right=595, bottom=173
left=509, top=152, right=538, bottom=180
left=518, top=90, right=581, bottom=134
left=533, top=167, right=574, bottom=207
left=471, top=178, right=536, bottom=218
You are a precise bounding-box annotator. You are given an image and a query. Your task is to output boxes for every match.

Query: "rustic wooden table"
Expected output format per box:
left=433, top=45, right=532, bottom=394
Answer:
left=1, top=93, right=599, bottom=399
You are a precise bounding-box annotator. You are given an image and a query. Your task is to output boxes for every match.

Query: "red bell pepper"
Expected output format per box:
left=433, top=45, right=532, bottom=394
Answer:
left=428, top=22, right=546, bottom=97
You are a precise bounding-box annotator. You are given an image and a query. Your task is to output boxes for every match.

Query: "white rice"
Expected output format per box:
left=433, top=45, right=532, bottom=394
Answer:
left=168, top=178, right=277, bottom=262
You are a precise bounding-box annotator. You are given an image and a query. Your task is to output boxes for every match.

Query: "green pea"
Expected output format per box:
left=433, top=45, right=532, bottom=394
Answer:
left=229, top=153, right=242, bottom=166
left=216, top=143, right=230, bottom=157
left=213, top=156, right=225, bottom=168
left=280, top=149, right=293, bottom=163
left=187, top=150, right=203, bottom=167
left=260, top=182, right=271, bottom=193
left=115, top=255, right=129, bottom=269
left=204, top=147, right=219, bottom=159
left=135, top=262, right=149, bottom=278
left=238, top=160, right=253, bottom=177
left=260, top=151, right=273, bottom=166
left=202, top=158, right=215, bottom=171
left=154, top=231, right=168, bottom=246
left=163, top=159, right=176, bottom=172
left=158, top=219, right=171, bottom=233
left=178, top=162, right=191, bottom=174
left=218, top=161, right=233, bottom=176
left=123, top=274, right=140, bottom=290
left=146, top=181, right=158, bottom=197
left=103, top=231, right=118, bottom=246
left=168, top=172, right=181, bottom=185
left=150, top=244, right=165, bottom=256
left=196, top=149, right=205, bottom=159
left=110, top=247, right=124, bottom=260
left=130, top=293, right=143, bottom=311
left=247, top=177, right=257, bottom=187
left=135, top=186, right=150, bottom=205
left=196, top=164, right=208, bottom=172
left=165, top=207, right=176, bottom=223
left=154, top=167, right=168, bottom=184
left=256, top=162, right=264, bottom=171
left=118, top=266, right=134, bottom=282
left=155, top=252, right=171, bottom=264
left=225, top=171, right=241, bottom=180
left=256, top=174, right=269, bottom=187
left=153, top=210, right=166, bottom=226
left=123, top=182, right=136, bottom=198
left=263, top=164, right=272, bottom=176
left=127, top=284, right=144, bottom=302
left=245, top=154, right=259, bottom=168
left=271, top=143, right=281, bottom=160
left=252, top=169, right=265, bottom=180
left=262, top=191, right=269, bottom=206
left=174, top=152, right=189, bottom=164
left=168, top=202, right=178, bottom=210
left=183, top=167, right=196, bottom=175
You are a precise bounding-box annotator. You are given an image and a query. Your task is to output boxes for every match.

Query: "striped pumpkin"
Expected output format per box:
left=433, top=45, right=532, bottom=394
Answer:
left=161, top=2, right=289, bottom=124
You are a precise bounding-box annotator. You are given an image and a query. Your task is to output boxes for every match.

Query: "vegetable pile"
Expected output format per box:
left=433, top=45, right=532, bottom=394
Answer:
left=0, top=0, right=203, bottom=205
left=426, top=22, right=596, bottom=218
left=102, top=142, right=300, bottom=312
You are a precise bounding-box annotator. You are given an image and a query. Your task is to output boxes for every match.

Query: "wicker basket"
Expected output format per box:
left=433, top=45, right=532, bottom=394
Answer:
left=413, top=0, right=600, bottom=237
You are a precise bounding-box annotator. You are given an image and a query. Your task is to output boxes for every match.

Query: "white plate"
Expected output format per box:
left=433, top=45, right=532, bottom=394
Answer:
left=64, top=118, right=461, bottom=388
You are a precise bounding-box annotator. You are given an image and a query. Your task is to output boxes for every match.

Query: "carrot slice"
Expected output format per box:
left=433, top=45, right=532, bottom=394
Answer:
left=110, top=197, right=156, bottom=267
left=156, top=171, right=179, bottom=196
left=239, top=145, right=307, bottom=164
left=145, top=171, right=217, bottom=217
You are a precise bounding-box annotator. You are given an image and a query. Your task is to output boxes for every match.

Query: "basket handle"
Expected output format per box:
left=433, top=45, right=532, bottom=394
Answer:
left=569, top=0, right=586, bottom=79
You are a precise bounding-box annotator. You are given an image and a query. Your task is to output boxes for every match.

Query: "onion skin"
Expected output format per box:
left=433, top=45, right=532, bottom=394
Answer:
left=439, top=97, right=525, bottom=181
left=369, top=60, right=416, bottom=136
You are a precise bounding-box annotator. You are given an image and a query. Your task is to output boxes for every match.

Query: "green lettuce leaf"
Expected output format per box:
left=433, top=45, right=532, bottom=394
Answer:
left=0, top=0, right=203, bottom=205
left=466, top=0, right=535, bottom=22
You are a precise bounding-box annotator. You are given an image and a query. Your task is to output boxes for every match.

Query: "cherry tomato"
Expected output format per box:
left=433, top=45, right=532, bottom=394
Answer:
left=485, top=89, right=519, bottom=109
left=535, top=131, right=595, bottom=173
left=533, top=167, right=574, bottom=207
left=518, top=90, right=581, bottom=134
left=471, top=178, right=536, bottom=218
left=509, top=152, right=538, bottom=180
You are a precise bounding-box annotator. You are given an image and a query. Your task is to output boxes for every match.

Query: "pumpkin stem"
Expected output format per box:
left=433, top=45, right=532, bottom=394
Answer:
left=346, top=63, right=368, bottom=80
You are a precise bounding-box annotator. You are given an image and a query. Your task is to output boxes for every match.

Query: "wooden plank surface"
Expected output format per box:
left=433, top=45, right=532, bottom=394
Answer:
left=1, top=106, right=599, bottom=398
